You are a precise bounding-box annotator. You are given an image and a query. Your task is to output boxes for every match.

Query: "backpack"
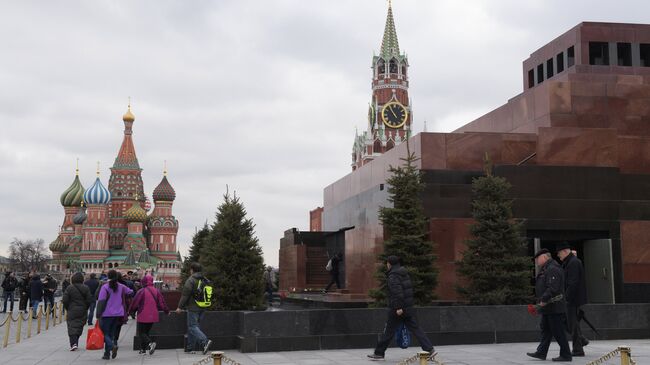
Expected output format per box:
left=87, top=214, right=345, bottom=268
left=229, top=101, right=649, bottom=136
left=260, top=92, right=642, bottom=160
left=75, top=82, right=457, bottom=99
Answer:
left=193, top=277, right=214, bottom=308
left=325, top=258, right=333, bottom=271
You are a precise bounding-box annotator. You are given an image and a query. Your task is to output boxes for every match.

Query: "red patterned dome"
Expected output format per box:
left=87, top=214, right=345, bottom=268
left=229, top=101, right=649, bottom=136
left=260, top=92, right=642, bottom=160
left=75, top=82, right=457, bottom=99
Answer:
left=152, top=175, right=175, bottom=202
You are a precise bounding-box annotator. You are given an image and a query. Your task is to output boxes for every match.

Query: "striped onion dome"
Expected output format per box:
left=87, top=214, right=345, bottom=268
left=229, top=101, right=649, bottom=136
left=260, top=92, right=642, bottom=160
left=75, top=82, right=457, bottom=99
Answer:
left=125, top=202, right=147, bottom=223
left=152, top=175, right=176, bottom=202
left=73, top=205, right=87, bottom=225
left=60, top=175, right=85, bottom=207
left=83, top=177, right=111, bottom=205
left=49, top=235, right=67, bottom=252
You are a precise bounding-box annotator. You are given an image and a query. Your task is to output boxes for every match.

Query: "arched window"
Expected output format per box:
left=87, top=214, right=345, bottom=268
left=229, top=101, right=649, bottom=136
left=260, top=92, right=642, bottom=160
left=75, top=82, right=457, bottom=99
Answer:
left=389, top=58, right=398, bottom=74
left=373, top=140, right=382, bottom=154
left=377, top=59, right=385, bottom=74
left=402, top=66, right=407, bottom=76
left=108, top=263, right=113, bottom=268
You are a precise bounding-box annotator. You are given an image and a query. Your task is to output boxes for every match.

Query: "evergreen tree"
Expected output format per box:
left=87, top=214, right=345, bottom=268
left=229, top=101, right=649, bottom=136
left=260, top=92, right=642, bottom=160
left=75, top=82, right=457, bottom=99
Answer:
left=456, top=154, right=532, bottom=305
left=180, top=223, right=210, bottom=284
left=200, top=192, right=265, bottom=310
left=369, top=150, right=438, bottom=306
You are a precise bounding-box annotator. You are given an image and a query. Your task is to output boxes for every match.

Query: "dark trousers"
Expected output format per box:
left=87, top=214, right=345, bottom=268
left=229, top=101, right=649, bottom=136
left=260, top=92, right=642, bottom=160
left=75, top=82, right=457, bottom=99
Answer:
left=100, top=317, right=120, bottom=357
left=69, top=335, right=80, bottom=347
left=325, top=271, right=340, bottom=291
left=87, top=301, right=96, bottom=325
left=114, top=322, right=123, bottom=344
left=536, top=313, right=572, bottom=358
left=567, top=305, right=586, bottom=353
left=19, top=292, right=28, bottom=311
left=44, top=294, right=55, bottom=316
left=2, top=291, right=14, bottom=312
left=265, top=285, right=274, bottom=304
left=137, top=322, right=154, bottom=350
left=374, top=308, right=433, bottom=356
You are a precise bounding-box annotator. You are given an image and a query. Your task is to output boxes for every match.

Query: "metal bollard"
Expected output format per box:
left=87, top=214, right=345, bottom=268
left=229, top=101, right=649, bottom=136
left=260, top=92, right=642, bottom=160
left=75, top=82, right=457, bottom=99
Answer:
left=3, top=316, right=11, bottom=348
left=37, top=306, right=42, bottom=334
left=619, top=346, right=631, bottom=365
left=211, top=351, right=224, bottom=365
left=59, top=303, right=64, bottom=324
left=27, top=308, right=32, bottom=339
left=418, top=351, right=429, bottom=365
left=45, top=305, right=50, bottom=330
left=15, top=312, right=22, bottom=343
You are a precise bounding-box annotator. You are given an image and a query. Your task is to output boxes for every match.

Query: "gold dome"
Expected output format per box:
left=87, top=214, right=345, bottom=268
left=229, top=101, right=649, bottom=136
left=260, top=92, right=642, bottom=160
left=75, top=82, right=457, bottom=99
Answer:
left=123, top=105, right=135, bottom=122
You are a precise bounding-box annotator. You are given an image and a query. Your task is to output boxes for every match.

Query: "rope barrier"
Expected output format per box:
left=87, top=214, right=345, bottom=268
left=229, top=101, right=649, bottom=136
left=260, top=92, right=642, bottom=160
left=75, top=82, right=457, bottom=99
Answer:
left=397, top=351, right=443, bottom=365
left=193, top=351, right=243, bottom=365
left=586, top=346, right=636, bottom=365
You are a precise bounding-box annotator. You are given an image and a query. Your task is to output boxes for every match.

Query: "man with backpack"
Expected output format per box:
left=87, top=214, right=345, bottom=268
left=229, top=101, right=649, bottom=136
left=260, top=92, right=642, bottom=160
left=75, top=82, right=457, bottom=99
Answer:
left=324, top=252, right=343, bottom=293
left=177, top=262, right=212, bottom=355
left=1, top=271, right=18, bottom=313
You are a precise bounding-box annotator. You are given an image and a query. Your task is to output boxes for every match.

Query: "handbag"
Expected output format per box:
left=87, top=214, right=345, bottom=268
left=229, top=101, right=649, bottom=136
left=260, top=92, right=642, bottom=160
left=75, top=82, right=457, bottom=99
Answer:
left=86, top=324, right=104, bottom=350
left=395, top=323, right=411, bottom=349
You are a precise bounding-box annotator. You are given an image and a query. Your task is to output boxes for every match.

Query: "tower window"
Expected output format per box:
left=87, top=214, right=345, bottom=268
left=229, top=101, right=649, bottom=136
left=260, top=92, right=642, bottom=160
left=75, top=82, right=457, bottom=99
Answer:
left=641, top=44, right=650, bottom=67
left=546, top=58, right=554, bottom=79
left=401, top=66, right=407, bottom=76
left=589, top=42, right=609, bottom=65
left=373, top=140, right=382, bottom=153
left=377, top=59, right=385, bottom=74
left=536, top=64, right=544, bottom=84
left=389, top=59, right=398, bottom=74
left=528, top=69, right=534, bottom=88
left=556, top=52, right=564, bottom=73
left=567, top=46, right=575, bottom=67
left=617, top=42, right=632, bottom=66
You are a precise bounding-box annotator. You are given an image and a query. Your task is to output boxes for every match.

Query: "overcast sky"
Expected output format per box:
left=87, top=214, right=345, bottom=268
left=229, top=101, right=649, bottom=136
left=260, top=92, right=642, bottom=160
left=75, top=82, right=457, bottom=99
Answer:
left=1, top=0, right=648, bottom=266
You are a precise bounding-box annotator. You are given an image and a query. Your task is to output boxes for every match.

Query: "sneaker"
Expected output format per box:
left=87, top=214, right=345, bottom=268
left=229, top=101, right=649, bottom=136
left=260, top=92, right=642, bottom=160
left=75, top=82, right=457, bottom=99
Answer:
left=111, top=345, right=118, bottom=359
left=367, top=354, right=385, bottom=360
left=70, top=344, right=78, bottom=351
left=426, top=351, right=438, bottom=360
left=148, top=342, right=156, bottom=355
left=202, top=340, right=212, bottom=355
left=101, top=354, right=110, bottom=360
left=139, top=349, right=147, bottom=355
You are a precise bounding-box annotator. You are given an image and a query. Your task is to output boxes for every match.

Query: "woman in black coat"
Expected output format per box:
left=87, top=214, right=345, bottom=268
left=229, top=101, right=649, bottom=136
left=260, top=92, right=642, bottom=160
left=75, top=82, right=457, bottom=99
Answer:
left=62, top=272, right=92, bottom=351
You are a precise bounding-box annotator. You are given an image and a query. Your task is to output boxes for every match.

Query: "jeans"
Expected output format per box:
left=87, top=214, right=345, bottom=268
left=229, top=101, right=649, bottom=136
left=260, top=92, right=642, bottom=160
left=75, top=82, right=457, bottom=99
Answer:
left=87, top=301, right=96, bottom=325
left=186, top=310, right=208, bottom=351
left=31, top=300, right=41, bottom=318
left=374, top=308, right=433, bottom=356
left=100, top=317, right=120, bottom=358
left=137, top=322, right=154, bottom=351
left=536, top=313, right=572, bottom=359
left=44, top=294, right=55, bottom=316
left=2, top=291, right=14, bottom=312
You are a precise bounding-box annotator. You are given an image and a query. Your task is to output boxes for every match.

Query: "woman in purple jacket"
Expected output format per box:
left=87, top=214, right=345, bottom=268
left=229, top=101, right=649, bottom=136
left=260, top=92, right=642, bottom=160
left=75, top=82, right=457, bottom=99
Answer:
left=96, top=270, right=133, bottom=360
left=128, top=275, right=169, bottom=355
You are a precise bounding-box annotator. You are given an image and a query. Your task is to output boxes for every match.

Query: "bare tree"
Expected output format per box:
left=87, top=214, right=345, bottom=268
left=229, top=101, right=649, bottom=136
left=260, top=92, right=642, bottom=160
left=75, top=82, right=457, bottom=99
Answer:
left=8, top=238, right=51, bottom=272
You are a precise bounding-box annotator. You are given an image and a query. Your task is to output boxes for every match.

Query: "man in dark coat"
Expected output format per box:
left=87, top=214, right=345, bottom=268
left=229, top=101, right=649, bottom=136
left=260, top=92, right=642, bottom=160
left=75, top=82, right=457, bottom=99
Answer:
left=29, top=274, right=44, bottom=319
left=84, top=273, right=100, bottom=325
left=18, top=273, right=31, bottom=312
left=368, top=256, right=434, bottom=360
left=43, top=274, right=57, bottom=317
left=557, top=243, right=589, bottom=356
left=176, top=262, right=212, bottom=355
left=62, top=272, right=92, bottom=350
left=324, top=252, right=343, bottom=292
left=1, top=271, right=18, bottom=313
left=527, top=249, right=572, bottom=362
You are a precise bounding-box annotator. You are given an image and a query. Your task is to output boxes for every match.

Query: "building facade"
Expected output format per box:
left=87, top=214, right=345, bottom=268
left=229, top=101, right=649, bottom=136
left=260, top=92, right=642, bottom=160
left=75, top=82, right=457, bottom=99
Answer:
left=281, top=18, right=650, bottom=303
left=49, top=105, right=181, bottom=288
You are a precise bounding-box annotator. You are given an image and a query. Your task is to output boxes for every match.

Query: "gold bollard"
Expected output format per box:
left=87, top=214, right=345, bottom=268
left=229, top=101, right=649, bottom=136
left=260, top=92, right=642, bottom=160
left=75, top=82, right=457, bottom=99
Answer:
left=37, top=306, right=42, bottom=334
left=27, top=308, right=33, bottom=339
left=619, top=346, right=631, bottom=365
left=418, top=351, right=429, bottom=365
left=15, top=312, right=22, bottom=343
left=211, top=351, right=224, bottom=365
left=3, top=316, right=11, bottom=348
left=45, top=305, right=50, bottom=330
left=60, top=303, right=64, bottom=324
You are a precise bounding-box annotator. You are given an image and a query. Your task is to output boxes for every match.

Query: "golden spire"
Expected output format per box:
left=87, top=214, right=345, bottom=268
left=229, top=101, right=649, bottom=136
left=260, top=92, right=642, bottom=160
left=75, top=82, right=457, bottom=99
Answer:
left=163, top=160, right=167, bottom=176
left=123, top=97, right=135, bottom=122
left=75, top=158, right=79, bottom=176
left=96, top=161, right=100, bottom=177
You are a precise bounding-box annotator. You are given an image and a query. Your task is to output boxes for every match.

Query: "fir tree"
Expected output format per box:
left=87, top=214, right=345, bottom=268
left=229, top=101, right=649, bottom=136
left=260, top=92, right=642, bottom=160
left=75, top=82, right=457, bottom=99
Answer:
left=456, top=154, right=532, bottom=305
left=200, top=191, right=265, bottom=310
left=180, top=223, right=210, bottom=284
left=369, top=149, right=438, bottom=306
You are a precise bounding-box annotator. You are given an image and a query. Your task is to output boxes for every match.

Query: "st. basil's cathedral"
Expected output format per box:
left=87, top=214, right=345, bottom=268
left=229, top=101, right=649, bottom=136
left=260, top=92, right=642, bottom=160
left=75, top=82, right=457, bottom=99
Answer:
left=49, top=105, right=181, bottom=288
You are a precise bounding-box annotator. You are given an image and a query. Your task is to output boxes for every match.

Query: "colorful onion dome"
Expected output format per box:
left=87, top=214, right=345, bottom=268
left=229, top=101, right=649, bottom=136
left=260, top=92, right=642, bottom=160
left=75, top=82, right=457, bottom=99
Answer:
left=152, top=175, right=176, bottom=202
left=73, top=205, right=87, bottom=225
left=84, top=177, right=111, bottom=205
left=125, top=201, right=148, bottom=223
left=49, top=235, right=67, bottom=252
left=60, top=174, right=85, bottom=207
left=123, top=104, right=135, bottom=123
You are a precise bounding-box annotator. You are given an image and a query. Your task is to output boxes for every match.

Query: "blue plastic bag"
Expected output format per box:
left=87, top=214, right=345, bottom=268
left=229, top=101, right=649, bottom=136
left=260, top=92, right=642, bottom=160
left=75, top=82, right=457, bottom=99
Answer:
left=395, top=323, right=411, bottom=349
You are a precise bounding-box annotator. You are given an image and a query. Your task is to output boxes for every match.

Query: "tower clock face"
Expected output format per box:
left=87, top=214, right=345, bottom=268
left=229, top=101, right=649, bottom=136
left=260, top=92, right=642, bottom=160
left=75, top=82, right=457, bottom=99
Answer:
left=381, top=101, right=408, bottom=129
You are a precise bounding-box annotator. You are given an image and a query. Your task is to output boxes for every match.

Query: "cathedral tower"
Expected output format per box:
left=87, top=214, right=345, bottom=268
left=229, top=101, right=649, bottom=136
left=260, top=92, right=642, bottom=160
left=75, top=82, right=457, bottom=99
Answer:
left=352, top=1, right=411, bottom=170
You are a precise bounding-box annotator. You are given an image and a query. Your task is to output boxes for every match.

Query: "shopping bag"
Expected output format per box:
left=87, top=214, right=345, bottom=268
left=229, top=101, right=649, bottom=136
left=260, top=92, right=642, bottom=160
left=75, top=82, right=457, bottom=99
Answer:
left=395, top=323, right=410, bottom=349
left=86, top=324, right=104, bottom=350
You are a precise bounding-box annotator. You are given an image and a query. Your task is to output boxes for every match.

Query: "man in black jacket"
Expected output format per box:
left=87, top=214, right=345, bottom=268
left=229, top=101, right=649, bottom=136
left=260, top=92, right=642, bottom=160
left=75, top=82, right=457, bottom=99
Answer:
left=557, top=243, right=589, bottom=357
left=368, top=256, right=434, bottom=360
left=527, top=249, right=572, bottom=362
left=324, top=252, right=342, bottom=293
left=1, top=272, right=18, bottom=313
left=84, top=273, right=99, bottom=325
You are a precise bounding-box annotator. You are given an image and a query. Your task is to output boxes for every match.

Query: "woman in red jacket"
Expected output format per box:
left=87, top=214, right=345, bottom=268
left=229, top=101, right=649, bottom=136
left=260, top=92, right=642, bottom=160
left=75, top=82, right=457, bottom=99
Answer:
left=128, top=275, right=169, bottom=355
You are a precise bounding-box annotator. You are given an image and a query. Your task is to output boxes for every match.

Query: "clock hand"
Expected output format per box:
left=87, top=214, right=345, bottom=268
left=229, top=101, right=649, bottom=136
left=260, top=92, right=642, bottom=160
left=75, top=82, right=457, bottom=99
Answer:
left=389, top=106, right=398, bottom=119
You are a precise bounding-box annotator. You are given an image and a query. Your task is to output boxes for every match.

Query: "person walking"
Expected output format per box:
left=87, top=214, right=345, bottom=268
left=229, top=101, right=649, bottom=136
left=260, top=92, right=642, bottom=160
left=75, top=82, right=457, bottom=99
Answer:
left=324, top=252, right=343, bottom=292
left=18, top=273, right=31, bottom=312
left=128, top=275, right=169, bottom=355
left=557, top=243, right=589, bottom=357
left=61, top=276, right=70, bottom=315
left=527, top=249, right=572, bottom=362
left=96, top=269, right=133, bottom=360
left=84, top=273, right=99, bottom=325
left=176, top=262, right=212, bottom=355
left=368, top=255, right=434, bottom=360
left=1, top=271, right=18, bottom=313
left=43, top=274, right=57, bottom=317
left=29, top=274, right=44, bottom=319
left=111, top=272, right=134, bottom=353
left=62, top=272, right=92, bottom=351
left=263, top=266, right=275, bottom=306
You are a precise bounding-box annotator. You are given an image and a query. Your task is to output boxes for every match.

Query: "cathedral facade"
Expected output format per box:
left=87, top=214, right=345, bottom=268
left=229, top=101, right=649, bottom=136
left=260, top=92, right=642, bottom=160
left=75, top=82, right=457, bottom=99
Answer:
left=49, top=105, right=181, bottom=288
